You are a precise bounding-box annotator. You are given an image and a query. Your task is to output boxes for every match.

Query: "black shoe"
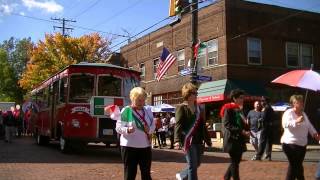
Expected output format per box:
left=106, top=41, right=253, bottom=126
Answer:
left=264, top=155, right=271, bottom=161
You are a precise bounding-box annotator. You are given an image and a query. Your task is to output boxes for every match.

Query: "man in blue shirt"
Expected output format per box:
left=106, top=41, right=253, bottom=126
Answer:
left=247, top=101, right=263, bottom=160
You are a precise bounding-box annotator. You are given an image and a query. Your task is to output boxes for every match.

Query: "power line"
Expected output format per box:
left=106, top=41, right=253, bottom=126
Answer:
left=109, top=0, right=218, bottom=52
left=9, top=12, right=56, bottom=24
left=109, top=17, right=170, bottom=51
left=69, top=24, right=129, bottom=38
left=8, top=12, right=127, bottom=38
left=91, top=0, right=144, bottom=29
left=73, top=0, right=102, bottom=18
left=51, top=18, right=76, bottom=37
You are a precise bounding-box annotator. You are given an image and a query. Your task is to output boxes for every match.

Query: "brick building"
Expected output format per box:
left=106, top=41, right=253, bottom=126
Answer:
left=120, top=0, right=320, bottom=128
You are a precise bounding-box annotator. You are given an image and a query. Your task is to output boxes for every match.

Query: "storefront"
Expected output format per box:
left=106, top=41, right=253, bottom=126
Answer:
left=197, top=79, right=267, bottom=127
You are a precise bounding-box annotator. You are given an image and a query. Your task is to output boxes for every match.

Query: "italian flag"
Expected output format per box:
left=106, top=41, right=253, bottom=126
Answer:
left=105, top=105, right=145, bottom=133
left=105, top=105, right=121, bottom=121
left=193, top=40, right=207, bottom=61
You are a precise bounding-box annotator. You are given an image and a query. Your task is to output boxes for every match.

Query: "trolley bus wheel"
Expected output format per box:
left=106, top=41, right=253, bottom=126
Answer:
left=60, top=136, right=71, bottom=153
left=36, top=134, right=48, bottom=145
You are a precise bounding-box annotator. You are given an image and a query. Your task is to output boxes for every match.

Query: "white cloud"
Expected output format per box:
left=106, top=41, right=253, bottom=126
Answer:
left=22, top=0, right=63, bottom=13
left=0, top=3, right=17, bottom=14
left=19, top=11, right=25, bottom=15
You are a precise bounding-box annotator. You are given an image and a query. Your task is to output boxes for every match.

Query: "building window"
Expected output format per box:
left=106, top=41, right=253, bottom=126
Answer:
left=153, top=95, right=163, bottom=106
left=286, top=42, right=313, bottom=68
left=176, top=49, right=185, bottom=72
left=140, top=63, right=145, bottom=79
left=301, top=44, right=313, bottom=68
left=153, top=58, right=159, bottom=79
left=196, top=39, right=219, bottom=72
left=207, top=39, right=218, bottom=65
left=247, top=38, right=262, bottom=64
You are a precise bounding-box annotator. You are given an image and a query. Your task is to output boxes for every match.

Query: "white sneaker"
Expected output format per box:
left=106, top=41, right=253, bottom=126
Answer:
left=176, top=171, right=187, bottom=180
left=176, top=173, right=183, bottom=180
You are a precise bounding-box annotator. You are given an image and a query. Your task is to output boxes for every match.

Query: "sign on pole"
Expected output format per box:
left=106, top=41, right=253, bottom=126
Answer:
left=195, top=75, right=212, bottom=82
left=179, top=68, right=192, bottom=76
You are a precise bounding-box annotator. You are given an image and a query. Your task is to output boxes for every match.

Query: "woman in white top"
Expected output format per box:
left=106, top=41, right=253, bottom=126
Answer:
left=281, top=94, right=320, bottom=180
left=116, top=87, right=155, bottom=180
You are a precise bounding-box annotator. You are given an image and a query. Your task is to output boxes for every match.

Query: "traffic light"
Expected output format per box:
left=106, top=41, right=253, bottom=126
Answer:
left=169, top=0, right=187, bottom=17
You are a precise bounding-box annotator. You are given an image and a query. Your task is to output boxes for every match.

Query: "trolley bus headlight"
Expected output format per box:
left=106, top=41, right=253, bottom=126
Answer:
left=71, top=119, right=80, bottom=128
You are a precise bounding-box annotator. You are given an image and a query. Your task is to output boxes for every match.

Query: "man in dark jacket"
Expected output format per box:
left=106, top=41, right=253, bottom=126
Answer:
left=256, top=96, right=274, bottom=161
left=3, top=110, right=16, bottom=143
left=0, top=109, right=4, bottom=138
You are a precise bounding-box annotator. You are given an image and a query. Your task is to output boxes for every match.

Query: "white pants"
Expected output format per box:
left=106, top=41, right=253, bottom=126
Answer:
left=250, top=130, right=262, bottom=152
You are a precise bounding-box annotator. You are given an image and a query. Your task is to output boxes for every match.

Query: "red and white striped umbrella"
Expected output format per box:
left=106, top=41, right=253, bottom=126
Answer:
left=272, top=70, right=320, bottom=91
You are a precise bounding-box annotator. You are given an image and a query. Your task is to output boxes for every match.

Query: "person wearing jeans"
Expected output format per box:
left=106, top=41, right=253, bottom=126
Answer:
left=174, top=83, right=212, bottom=180
left=315, top=161, right=320, bottom=180
left=280, top=95, right=320, bottom=180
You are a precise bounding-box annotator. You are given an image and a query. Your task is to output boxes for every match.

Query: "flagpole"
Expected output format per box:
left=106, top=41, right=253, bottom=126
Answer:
left=190, top=0, right=198, bottom=85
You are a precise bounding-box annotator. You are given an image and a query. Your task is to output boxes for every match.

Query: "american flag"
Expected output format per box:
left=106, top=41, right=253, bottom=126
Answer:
left=156, top=47, right=176, bottom=81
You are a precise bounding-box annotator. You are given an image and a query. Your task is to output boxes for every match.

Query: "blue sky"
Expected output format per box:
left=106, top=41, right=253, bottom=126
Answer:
left=0, top=0, right=319, bottom=52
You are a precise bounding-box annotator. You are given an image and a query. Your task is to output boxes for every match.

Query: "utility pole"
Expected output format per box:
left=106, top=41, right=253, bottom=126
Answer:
left=51, top=18, right=76, bottom=37
left=190, top=0, right=198, bottom=84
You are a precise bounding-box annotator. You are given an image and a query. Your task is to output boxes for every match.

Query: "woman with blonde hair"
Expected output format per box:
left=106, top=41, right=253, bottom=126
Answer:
left=281, top=94, right=320, bottom=180
left=113, top=87, right=155, bottom=180
left=174, top=82, right=212, bottom=180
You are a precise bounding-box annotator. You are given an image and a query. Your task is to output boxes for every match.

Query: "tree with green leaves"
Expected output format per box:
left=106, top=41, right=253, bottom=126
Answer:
left=0, top=37, right=32, bottom=103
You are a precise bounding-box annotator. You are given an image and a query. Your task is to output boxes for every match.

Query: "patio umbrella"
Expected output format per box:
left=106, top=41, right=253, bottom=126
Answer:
left=272, top=69, right=320, bottom=91
left=271, top=69, right=320, bottom=107
left=152, top=104, right=175, bottom=113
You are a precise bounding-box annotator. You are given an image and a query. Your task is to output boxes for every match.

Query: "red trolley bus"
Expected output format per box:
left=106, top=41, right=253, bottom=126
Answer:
left=30, top=62, right=140, bottom=153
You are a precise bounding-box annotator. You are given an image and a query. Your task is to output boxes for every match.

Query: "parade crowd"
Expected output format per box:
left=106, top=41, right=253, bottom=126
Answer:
left=2, top=85, right=320, bottom=180
left=108, top=84, right=320, bottom=180
left=0, top=104, right=34, bottom=143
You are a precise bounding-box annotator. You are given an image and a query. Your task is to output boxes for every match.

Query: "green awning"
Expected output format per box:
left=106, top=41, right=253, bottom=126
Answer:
left=197, top=79, right=266, bottom=103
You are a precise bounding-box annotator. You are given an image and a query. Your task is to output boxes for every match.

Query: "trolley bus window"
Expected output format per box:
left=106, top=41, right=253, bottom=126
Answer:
left=59, top=77, right=67, bottom=103
left=98, top=76, right=122, bottom=96
left=69, top=74, right=94, bottom=103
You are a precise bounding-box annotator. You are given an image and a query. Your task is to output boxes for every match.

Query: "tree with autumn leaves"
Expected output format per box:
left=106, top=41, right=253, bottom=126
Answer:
left=19, top=33, right=111, bottom=92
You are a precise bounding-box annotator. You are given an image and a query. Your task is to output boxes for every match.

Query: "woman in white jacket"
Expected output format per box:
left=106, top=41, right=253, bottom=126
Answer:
left=115, top=87, right=155, bottom=180
left=281, top=94, right=320, bottom=180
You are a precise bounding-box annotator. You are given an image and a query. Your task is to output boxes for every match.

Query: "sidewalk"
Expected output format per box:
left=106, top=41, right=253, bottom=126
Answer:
left=211, top=138, right=320, bottom=152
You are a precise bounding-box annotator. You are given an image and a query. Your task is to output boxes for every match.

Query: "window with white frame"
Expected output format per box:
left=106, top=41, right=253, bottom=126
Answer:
left=140, top=63, right=145, bottom=79
left=286, top=42, right=313, bottom=68
left=153, top=58, right=159, bottom=79
left=301, top=44, right=313, bottom=68
left=247, top=38, right=262, bottom=64
left=196, top=39, right=219, bottom=72
left=197, top=45, right=206, bottom=73
left=153, top=95, right=163, bottom=106
left=207, top=39, right=218, bottom=65
left=176, top=49, right=185, bottom=72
